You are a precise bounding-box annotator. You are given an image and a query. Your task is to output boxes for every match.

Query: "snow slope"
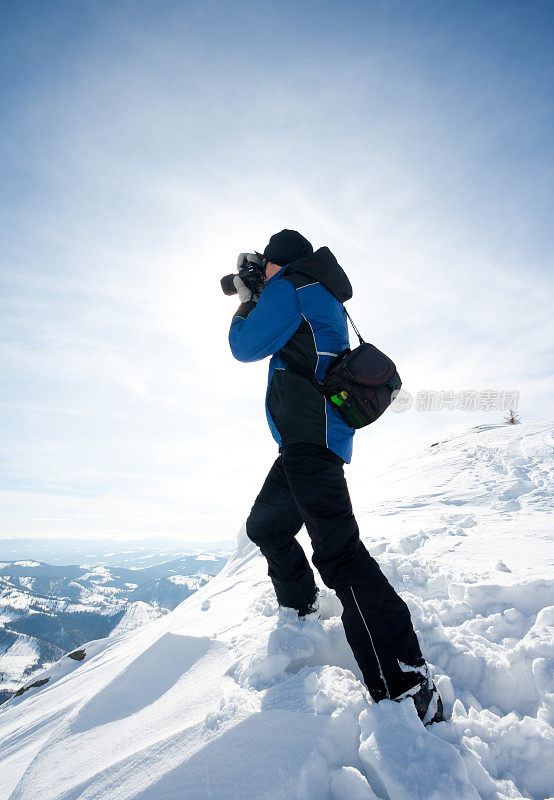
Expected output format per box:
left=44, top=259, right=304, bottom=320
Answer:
left=0, top=421, right=552, bottom=800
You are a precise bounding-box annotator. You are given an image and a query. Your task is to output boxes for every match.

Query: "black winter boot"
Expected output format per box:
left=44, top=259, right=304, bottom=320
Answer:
left=393, top=666, right=445, bottom=726
left=297, top=588, right=321, bottom=620
left=409, top=681, right=445, bottom=725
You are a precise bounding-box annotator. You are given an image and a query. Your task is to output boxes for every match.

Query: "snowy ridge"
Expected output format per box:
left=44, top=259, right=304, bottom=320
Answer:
left=0, top=421, right=552, bottom=800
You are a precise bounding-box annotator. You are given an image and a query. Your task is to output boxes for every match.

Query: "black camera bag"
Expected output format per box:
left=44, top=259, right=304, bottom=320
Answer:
left=278, top=309, right=401, bottom=429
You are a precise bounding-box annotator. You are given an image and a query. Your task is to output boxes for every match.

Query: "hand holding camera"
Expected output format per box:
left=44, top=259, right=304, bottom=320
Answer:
left=221, top=252, right=265, bottom=301
left=233, top=275, right=256, bottom=303
left=234, top=253, right=262, bottom=302
left=236, top=252, right=261, bottom=271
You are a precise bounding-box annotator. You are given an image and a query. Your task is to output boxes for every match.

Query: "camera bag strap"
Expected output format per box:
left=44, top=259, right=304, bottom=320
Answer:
left=277, top=307, right=402, bottom=429
left=277, top=307, right=364, bottom=391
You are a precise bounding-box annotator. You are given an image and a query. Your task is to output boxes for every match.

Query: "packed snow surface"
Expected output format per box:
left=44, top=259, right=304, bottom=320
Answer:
left=0, top=421, right=552, bottom=800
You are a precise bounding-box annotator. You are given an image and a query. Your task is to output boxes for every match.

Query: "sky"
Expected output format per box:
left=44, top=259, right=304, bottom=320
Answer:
left=1, top=0, right=553, bottom=543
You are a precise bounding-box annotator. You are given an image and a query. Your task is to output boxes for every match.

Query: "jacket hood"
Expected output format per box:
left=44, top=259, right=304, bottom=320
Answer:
left=280, top=246, right=352, bottom=303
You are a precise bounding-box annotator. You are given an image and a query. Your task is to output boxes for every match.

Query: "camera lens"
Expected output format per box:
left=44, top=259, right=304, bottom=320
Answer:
left=220, top=274, right=238, bottom=295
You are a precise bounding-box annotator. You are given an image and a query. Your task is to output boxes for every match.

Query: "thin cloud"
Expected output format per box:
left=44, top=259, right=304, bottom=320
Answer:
left=1, top=1, right=552, bottom=540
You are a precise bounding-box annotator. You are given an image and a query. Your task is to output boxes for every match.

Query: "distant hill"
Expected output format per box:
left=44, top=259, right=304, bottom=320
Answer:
left=0, top=550, right=230, bottom=704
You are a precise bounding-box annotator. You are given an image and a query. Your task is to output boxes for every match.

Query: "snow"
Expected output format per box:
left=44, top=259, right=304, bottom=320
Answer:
left=0, top=420, right=552, bottom=800
left=167, top=575, right=204, bottom=588
left=0, top=636, right=41, bottom=685
left=109, top=601, right=167, bottom=636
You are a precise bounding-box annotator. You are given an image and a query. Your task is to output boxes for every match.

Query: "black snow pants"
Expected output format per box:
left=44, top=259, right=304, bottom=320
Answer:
left=245, top=442, right=426, bottom=703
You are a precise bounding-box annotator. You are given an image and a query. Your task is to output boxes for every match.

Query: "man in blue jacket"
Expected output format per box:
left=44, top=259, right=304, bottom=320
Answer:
left=229, top=229, right=443, bottom=725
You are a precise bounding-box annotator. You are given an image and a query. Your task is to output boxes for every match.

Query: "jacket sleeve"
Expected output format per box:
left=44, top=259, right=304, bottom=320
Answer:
left=229, top=279, right=302, bottom=363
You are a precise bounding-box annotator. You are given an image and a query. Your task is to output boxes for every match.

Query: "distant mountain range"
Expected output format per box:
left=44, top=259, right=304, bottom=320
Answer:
left=0, top=546, right=232, bottom=704
left=0, top=537, right=235, bottom=566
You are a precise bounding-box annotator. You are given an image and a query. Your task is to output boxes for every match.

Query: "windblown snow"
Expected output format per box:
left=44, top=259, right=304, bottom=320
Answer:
left=0, top=421, right=552, bottom=800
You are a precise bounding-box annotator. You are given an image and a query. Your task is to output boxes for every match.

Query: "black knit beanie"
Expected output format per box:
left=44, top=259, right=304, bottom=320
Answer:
left=263, top=229, right=313, bottom=267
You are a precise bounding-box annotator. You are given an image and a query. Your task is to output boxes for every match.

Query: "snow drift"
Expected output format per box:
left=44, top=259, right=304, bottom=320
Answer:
left=0, top=421, right=552, bottom=800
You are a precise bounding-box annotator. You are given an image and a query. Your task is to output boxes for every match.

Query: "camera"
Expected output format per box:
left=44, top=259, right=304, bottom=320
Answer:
left=220, top=254, right=265, bottom=298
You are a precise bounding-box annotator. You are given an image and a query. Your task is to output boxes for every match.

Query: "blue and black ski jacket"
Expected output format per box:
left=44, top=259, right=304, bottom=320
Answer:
left=229, top=247, right=356, bottom=463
